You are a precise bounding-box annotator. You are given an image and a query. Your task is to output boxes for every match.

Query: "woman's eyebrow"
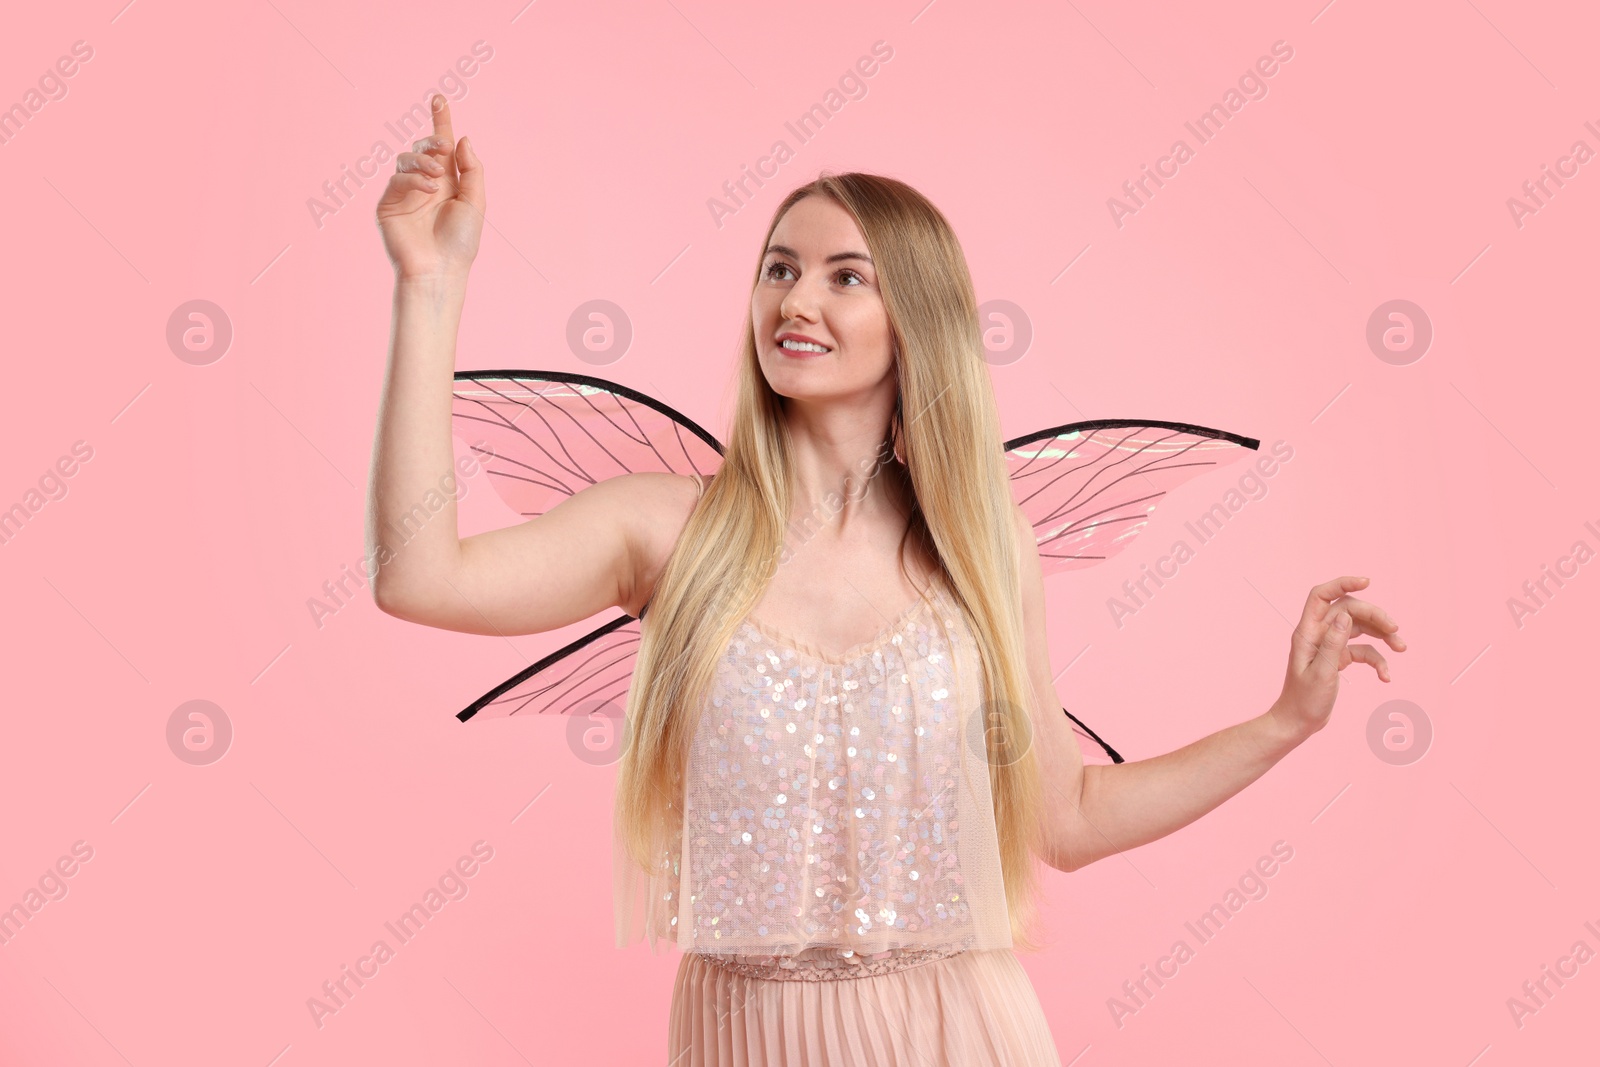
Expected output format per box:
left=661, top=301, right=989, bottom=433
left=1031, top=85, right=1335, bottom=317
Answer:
left=763, top=244, right=873, bottom=265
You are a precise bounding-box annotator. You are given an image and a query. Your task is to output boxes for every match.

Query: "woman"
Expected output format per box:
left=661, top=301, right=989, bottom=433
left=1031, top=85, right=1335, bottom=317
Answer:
left=369, top=95, right=1405, bottom=1066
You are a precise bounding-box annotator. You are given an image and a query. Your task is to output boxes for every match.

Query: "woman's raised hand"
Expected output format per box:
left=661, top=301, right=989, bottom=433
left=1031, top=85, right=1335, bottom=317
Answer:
left=1270, top=576, right=1408, bottom=741
left=376, top=95, right=486, bottom=280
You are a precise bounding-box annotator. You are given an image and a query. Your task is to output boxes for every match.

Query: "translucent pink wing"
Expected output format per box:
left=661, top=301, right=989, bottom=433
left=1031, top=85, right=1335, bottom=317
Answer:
left=456, top=613, right=640, bottom=722
left=449, top=375, right=1257, bottom=766
left=1006, top=418, right=1261, bottom=576
left=451, top=370, right=724, bottom=722
left=452, top=370, right=724, bottom=518
left=1006, top=418, right=1262, bottom=765
left=1066, top=709, right=1124, bottom=766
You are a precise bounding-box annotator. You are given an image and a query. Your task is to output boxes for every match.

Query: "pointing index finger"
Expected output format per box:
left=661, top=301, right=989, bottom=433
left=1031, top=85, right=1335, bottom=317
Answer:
left=430, top=95, right=455, bottom=148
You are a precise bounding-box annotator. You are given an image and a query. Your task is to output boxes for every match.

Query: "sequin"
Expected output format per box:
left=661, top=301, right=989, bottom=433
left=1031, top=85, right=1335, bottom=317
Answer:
left=700, top=944, right=963, bottom=981
left=616, top=575, right=1013, bottom=958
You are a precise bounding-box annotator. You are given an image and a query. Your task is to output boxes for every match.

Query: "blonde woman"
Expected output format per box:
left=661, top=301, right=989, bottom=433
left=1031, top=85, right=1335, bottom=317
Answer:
left=370, top=96, right=1405, bottom=1065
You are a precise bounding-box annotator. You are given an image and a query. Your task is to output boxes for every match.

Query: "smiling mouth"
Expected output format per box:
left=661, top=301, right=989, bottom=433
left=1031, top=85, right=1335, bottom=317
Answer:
left=778, top=339, right=831, bottom=354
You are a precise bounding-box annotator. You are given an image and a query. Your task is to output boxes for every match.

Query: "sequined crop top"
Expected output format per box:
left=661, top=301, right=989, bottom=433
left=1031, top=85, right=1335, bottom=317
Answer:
left=613, top=570, right=1014, bottom=959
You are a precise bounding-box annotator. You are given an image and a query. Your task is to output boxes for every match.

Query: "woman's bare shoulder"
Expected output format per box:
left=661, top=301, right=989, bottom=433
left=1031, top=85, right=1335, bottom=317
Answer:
left=618, top=470, right=714, bottom=617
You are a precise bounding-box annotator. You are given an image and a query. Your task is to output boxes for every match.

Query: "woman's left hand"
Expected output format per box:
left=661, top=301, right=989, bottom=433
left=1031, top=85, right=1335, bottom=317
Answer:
left=1269, top=575, right=1407, bottom=741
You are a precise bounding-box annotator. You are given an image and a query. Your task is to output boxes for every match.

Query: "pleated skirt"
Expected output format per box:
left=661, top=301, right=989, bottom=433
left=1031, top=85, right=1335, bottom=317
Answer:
left=667, top=947, right=1063, bottom=1066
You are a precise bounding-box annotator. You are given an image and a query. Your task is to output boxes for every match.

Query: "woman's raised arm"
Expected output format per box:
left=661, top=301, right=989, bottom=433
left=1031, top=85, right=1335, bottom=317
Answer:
left=366, top=96, right=698, bottom=636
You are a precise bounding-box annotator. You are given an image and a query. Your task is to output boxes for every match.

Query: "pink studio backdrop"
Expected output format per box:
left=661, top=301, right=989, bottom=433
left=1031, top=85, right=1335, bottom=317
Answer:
left=1, top=0, right=1595, bottom=1063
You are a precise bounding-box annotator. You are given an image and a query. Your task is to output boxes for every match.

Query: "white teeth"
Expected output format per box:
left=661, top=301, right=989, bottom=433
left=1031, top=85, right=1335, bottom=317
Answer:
left=780, top=339, right=829, bottom=353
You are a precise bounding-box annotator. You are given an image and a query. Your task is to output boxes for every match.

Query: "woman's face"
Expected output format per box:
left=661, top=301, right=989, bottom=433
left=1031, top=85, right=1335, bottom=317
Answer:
left=751, top=195, right=896, bottom=403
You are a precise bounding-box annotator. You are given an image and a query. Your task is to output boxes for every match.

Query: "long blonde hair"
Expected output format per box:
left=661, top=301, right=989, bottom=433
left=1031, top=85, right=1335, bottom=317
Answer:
left=614, top=172, right=1050, bottom=951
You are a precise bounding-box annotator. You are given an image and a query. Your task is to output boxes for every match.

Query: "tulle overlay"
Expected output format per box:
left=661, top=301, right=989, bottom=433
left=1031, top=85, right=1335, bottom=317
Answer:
left=668, top=945, right=1064, bottom=1066
left=615, top=575, right=1013, bottom=958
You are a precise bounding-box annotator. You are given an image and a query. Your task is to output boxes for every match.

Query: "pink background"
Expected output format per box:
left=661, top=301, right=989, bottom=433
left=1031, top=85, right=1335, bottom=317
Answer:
left=2, top=0, right=1596, bottom=1063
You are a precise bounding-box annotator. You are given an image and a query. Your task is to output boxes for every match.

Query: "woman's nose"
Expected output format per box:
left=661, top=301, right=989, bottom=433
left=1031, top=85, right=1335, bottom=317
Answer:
left=780, top=279, right=821, bottom=320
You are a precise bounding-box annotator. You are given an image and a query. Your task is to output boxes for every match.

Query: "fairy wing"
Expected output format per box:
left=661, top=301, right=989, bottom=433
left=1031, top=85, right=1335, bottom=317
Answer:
left=450, top=371, right=1261, bottom=769
left=1004, top=419, right=1263, bottom=763
left=453, top=369, right=724, bottom=520
left=451, top=370, right=724, bottom=722
left=455, top=611, right=643, bottom=722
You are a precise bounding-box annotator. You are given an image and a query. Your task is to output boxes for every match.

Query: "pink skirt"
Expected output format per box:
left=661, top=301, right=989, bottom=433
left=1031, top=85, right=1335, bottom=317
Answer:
left=667, top=946, right=1063, bottom=1066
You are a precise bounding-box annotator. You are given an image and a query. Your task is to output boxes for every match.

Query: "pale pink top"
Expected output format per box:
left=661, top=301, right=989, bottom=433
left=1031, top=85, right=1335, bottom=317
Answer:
left=614, top=569, right=1014, bottom=959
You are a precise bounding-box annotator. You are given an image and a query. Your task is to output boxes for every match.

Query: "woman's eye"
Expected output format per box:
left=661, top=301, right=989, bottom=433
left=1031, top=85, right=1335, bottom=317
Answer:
left=762, top=263, right=864, bottom=285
